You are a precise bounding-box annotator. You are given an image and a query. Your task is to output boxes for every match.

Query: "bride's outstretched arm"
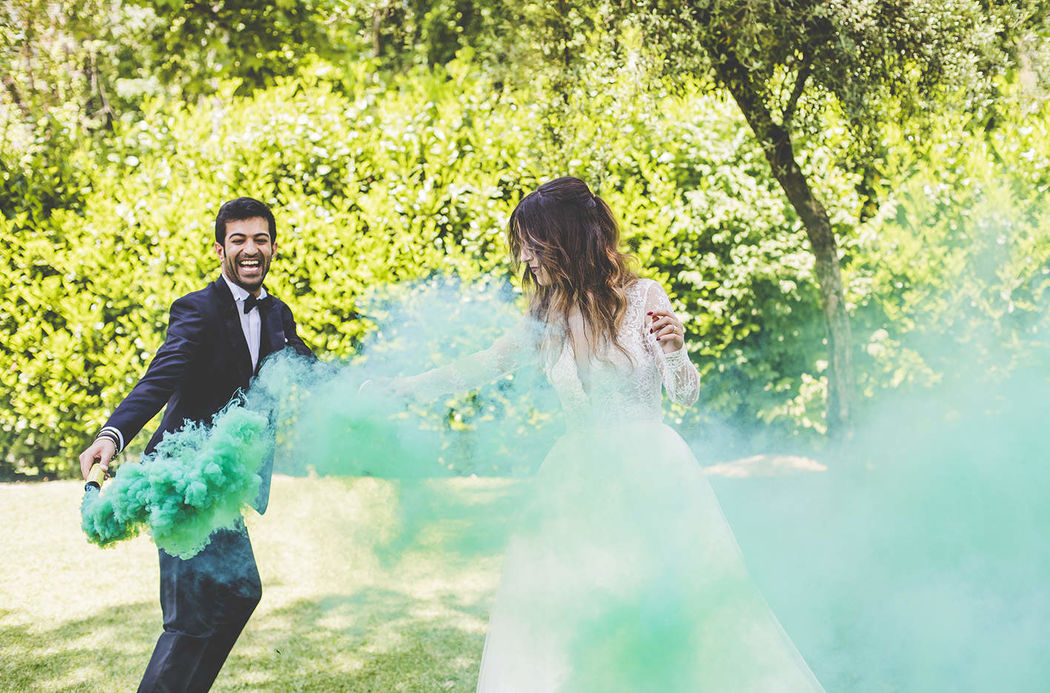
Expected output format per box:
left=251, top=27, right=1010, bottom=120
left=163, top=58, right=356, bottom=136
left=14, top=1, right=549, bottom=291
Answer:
left=644, top=280, right=700, bottom=406
left=395, top=319, right=538, bottom=402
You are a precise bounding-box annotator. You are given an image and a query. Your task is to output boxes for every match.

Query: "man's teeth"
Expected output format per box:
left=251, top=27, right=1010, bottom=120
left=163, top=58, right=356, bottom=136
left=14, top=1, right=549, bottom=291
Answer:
left=240, top=259, right=260, bottom=268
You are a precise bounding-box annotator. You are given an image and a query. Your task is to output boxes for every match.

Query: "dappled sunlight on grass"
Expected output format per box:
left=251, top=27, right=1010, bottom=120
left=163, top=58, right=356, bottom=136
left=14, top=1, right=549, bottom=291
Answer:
left=3, top=475, right=514, bottom=691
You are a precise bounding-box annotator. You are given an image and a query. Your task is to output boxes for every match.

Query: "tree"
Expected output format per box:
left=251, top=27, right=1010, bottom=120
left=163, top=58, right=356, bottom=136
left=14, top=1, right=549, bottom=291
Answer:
left=130, top=0, right=352, bottom=98
left=0, top=0, right=131, bottom=130
left=590, top=0, right=1042, bottom=437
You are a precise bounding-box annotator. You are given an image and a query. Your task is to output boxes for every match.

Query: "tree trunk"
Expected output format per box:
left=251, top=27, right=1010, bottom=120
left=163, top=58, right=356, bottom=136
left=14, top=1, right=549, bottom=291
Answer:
left=372, top=6, right=384, bottom=58
left=765, top=132, right=855, bottom=438
left=707, top=51, right=855, bottom=438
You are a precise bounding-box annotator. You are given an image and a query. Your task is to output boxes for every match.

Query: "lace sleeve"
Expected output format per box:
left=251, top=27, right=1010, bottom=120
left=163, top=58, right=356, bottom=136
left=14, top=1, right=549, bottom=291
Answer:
left=398, top=319, right=537, bottom=401
left=644, top=280, right=700, bottom=406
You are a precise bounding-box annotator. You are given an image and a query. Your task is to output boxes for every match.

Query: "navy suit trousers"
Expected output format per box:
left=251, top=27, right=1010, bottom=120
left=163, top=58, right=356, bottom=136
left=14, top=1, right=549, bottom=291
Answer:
left=138, top=523, right=261, bottom=692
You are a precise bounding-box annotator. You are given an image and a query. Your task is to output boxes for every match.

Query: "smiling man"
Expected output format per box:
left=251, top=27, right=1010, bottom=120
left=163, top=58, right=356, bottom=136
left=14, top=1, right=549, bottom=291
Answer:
left=79, top=196, right=314, bottom=692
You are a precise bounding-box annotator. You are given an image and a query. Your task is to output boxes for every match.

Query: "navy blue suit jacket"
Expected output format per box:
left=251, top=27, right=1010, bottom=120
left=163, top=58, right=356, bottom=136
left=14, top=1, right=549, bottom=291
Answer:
left=102, top=276, right=314, bottom=512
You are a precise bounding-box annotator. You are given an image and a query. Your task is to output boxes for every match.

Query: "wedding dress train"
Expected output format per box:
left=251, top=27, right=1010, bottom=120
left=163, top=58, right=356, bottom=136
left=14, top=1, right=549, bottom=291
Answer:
left=406, top=278, right=824, bottom=692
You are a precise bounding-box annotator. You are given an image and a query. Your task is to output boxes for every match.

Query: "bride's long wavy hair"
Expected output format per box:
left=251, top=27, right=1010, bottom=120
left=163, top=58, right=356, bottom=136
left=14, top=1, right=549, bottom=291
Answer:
left=507, top=176, right=638, bottom=359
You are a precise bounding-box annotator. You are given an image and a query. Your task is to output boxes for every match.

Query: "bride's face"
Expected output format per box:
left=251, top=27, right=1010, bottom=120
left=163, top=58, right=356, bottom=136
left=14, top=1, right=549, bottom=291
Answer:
left=518, top=245, right=550, bottom=286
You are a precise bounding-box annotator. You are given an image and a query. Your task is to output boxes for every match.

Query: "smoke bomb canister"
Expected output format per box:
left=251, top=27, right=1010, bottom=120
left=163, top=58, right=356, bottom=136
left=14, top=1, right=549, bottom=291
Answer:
left=85, top=463, right=105, bottom=492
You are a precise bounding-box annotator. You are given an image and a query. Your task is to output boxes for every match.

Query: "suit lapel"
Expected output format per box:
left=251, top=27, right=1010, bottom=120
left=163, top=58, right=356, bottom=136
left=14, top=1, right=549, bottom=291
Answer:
left=212, top=277, right=254, bottom=384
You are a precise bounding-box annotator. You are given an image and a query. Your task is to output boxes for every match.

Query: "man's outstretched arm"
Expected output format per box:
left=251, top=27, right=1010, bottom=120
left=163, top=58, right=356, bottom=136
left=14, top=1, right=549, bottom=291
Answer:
left=79, top=296, right=205, bottom=479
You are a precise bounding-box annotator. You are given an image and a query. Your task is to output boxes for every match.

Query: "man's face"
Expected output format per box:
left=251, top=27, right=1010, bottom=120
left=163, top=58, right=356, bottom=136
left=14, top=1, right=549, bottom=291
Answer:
left=215, top=217, right=275, bottom=294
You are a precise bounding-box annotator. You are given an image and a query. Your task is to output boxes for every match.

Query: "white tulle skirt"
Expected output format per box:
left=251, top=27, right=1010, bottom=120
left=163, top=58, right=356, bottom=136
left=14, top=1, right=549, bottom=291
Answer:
left=476, top=422, right=824, bottom=692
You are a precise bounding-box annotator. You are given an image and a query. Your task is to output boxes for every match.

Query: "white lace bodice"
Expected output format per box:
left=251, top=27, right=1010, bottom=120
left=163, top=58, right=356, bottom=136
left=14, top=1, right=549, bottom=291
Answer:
left=402, top=278, right=700, bottom=430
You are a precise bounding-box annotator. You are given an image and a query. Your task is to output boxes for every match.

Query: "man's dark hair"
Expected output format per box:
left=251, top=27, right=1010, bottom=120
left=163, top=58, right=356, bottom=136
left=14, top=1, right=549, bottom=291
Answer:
left=215, top=197, right=277, bottom=244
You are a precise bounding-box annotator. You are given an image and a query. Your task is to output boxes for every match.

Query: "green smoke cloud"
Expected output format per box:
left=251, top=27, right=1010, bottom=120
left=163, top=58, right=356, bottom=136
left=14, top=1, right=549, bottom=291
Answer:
left=81, top=405, right=271, bottom=558
left=78, top=275, right=1049, bottom=690
left=80, top=277, right=554, bottom=559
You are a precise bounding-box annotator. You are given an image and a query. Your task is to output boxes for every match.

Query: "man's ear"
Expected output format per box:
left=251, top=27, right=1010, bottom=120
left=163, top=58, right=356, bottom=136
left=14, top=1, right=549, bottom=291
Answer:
left=214, top=241, right=224, bottom=260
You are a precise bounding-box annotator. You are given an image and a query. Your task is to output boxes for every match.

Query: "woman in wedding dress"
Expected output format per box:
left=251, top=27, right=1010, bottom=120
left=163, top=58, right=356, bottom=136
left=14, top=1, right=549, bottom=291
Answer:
left=399, top=177, right=824, bottom=692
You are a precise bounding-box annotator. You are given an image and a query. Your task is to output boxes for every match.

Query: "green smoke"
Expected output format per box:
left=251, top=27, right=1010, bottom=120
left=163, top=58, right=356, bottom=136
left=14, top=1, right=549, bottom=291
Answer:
left=81, top=405, right=272, bottom=558
left=78, top=276, right=1049, bottom=690
left=709, top=362, right=1050, bottom=691
left=80, top=277, right=553, bottom=559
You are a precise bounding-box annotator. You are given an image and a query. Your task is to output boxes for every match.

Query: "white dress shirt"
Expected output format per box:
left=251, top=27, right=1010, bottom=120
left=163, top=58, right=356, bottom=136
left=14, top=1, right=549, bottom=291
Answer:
left=222, top=274, right=266, bottom=372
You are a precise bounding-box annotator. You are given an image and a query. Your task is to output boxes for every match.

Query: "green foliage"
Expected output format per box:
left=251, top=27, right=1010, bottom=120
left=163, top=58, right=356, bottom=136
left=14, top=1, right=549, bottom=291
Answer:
left=360, top=0, right=497, bottom=67
left=127, top=0, right=354, bottom=98
left=477, top=0, right=1049, bottom=437
left=0, top=0, right=521, bottom=141
left=630, top=0, right=1036, bottom=145
left=847, top=83, right=1050, bottom=398
left=4, top=46, right=1050, bottom=476
left=0, top=0, right=366, bottom=129
left=1, top=0, right=164, bottom=129
left=1, top=59, right=840, bottom=476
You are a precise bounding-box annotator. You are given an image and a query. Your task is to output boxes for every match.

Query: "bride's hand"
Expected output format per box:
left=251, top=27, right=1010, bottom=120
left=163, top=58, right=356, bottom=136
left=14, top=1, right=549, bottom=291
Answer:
left=648, top=309, right=686, bottom=354
left=358, top=376, right=412, bottom=399
left=389, top=377, right=413, bottom=399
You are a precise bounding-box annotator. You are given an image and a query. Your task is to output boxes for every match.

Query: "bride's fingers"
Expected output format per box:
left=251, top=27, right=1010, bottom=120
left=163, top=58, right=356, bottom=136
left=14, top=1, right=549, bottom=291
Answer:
left=655, top=325, right=681, bottom=340
left=649, top=316, right=679, bottom=333
left=649, top=311, right=687, bottom=347
left=656, top=329, right=684, bottom=350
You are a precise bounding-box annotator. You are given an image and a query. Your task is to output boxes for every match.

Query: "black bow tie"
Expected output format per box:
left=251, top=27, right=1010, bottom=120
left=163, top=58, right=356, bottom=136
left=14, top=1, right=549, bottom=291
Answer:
left=243, top=294, right=271, bottom=314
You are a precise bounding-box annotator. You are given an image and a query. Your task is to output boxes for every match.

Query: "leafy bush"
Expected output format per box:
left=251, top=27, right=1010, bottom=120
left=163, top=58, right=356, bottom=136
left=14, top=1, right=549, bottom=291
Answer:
left=846, top=90, right=1050, bottom=401
left=3, top=58, right=1048, bottom=477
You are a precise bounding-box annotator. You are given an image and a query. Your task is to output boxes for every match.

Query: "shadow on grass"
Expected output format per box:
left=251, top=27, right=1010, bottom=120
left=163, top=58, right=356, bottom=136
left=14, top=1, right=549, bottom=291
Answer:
left=0, top=602, right=157, bottom=692
left=3, top=584, right=489, bottom=692
left=224, top=586, right=489, bottom=691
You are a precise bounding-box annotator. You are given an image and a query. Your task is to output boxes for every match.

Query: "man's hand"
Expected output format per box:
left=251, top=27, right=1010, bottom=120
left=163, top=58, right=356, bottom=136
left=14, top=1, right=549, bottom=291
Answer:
left=80, top=437, right=116, bottom=480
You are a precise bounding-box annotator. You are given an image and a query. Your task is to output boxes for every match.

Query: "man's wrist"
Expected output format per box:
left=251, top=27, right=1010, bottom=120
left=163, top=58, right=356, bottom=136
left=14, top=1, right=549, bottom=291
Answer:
left=96, top=427, right=124, bottom=453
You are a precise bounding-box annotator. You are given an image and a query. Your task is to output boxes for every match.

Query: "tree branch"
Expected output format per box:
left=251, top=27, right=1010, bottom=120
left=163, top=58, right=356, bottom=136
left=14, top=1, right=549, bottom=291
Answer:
left=781, top=49, right=812, bottom=130
left=89, top=49, right=114, bottom=130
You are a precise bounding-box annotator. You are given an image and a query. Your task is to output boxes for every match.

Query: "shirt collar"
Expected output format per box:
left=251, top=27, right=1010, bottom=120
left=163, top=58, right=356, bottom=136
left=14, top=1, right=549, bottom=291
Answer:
left=221, top=274, right=267, bottom=303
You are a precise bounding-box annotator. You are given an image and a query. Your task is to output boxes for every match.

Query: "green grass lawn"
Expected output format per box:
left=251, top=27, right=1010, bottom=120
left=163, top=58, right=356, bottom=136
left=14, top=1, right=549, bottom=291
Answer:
left=0, top=476, right=516, bottom=691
